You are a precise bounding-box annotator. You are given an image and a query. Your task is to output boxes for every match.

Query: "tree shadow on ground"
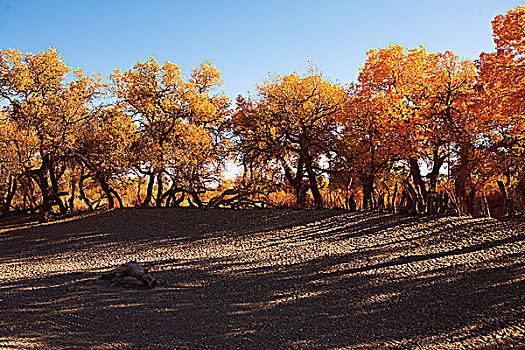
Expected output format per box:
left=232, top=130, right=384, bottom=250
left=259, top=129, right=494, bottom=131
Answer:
left=0, top=209, right=523, bottom=349
left=0, top=208, right=346, bottom=264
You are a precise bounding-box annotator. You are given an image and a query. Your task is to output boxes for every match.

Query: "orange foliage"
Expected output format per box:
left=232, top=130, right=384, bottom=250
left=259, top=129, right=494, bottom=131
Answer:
left=2, top=6, right=525, bottom=216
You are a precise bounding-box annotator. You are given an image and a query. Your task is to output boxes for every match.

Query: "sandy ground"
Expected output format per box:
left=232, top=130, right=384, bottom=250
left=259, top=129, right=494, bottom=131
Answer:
left=0, top=208, right=524, bottom=349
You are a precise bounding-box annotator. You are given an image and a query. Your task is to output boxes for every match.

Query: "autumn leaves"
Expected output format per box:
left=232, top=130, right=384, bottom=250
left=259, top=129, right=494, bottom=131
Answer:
left=0, top=52, right=229, bottom=219
left=0, top=48, right=105, bottom=219
left=1, top=6, right=525, bottom=217
left=233, top=71, right=346, bottom=209
left=234, top=6, right=525, bottom=214
left=110, top=59, right=229, bottom=208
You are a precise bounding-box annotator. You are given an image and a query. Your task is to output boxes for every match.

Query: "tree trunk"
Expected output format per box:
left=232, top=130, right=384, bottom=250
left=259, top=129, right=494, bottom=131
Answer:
left=1, top=174, right=17, bottom=214
left=361, top=176, right=374, bottom=210
left=141, top=172, right=155, bottom=207
left=467, top=189, right=476, bottom=216
left=96, top=175, right=115, bottom=209
left=78, top=174, right=93, bottom=211
left=497, top=180, right=513, bottom=217
left=348, top=193, right=357, bottom=211
left=399, top=190, right=408, bottom=213
left=513, top=176, right=525, bottom=213
left=190, top=191, right=203, bottom=208
left=110, top=189, right=124, bottom=208
left=48, top=163, right=66, bottom=214
left=68, top=180, right=76, bottom=211
left=428, top=147, right=446, bottom=192
left=345, top=177, right=353, bottom=211
left=283, top=157, right=307, bottom=208
left=382, top=181, right=391, bottom=211
left=376, top=189, right=384, bottom=211
left=304, top=155, right=323, bottom=209
left=404, top=179, right=419, bottom=214
left=173, top=192, right=185, bottom=207
left=426, top=191, right=435, bottom=214
left=481, top=192, right=491, bottom=218
left=409, top=158, right=428, bottom=202
left=296, top=187, right=307, bottom=209
left=443, top=188, right=462, bottom=216
left=187, top=195, right=197, bottom=208
left=78, top=172, right=94, bottom=211
left=155, top=173, right=163, bottom=207
left=392, top=182, right=399, bottom=213
left=34, top=170, right=51, bottom=222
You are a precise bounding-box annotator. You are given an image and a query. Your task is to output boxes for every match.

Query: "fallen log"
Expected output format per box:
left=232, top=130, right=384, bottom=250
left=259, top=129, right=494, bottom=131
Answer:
left=99, top=261, right=158, bottom=288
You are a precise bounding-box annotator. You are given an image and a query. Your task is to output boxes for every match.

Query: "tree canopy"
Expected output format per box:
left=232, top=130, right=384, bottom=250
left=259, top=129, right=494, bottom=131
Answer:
left=1, top=5, right=525, bottom=217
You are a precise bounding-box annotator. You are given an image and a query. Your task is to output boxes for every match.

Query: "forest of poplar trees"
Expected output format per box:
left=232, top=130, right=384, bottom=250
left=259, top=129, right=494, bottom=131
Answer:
left=1, top=6, right=524, bottom=221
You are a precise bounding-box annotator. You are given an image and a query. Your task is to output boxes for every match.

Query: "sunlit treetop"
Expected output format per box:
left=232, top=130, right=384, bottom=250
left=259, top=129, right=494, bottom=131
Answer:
left=492, top=5, right=525, bottom=59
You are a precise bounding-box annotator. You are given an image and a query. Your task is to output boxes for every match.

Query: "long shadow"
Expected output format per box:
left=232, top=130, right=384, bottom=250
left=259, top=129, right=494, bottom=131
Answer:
left=2, top=251, right=523, bottom=349
left=0, top=208, right=347, bottom=264
left=321, top=233, right=525, bottom=278
left=241, top=212, right=433, bottom=253
left=1, top=209, right=524, bottom=349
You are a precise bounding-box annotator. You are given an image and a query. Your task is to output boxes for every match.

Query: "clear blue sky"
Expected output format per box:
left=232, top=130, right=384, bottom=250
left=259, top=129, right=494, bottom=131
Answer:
left=0, top=0, right=522, bottom=99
